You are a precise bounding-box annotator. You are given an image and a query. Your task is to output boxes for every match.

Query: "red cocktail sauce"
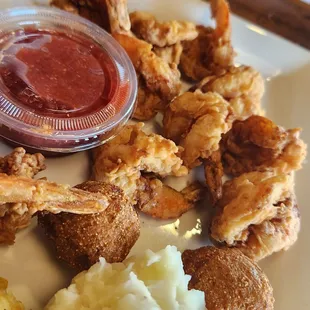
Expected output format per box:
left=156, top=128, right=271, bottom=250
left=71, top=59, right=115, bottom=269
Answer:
left=0, top=8, right=136, bottom=154
left=0, top=28, right=120, bottom=118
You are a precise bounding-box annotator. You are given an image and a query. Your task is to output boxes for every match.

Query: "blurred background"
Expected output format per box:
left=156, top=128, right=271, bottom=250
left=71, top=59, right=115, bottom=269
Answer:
left=227, top=0, right=310, bottom=49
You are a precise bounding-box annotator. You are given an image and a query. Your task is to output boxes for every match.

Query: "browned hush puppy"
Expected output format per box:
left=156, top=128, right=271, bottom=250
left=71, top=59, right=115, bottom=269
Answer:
left=38, top=181, right=140, bottom=271
left=182, top=247, right=274, bottom=310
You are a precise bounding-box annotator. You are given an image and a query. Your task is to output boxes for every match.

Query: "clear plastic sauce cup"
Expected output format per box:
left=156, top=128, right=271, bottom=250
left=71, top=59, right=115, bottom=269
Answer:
left=0, top=6, right=137, bottom=153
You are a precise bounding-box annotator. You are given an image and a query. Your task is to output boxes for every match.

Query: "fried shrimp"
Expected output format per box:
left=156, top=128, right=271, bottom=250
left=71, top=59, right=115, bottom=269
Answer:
left=190, top=66, right=265, bottom=119
left=0, top=174, right=111, bottom=214
left=211, top=171, right=300, bottom=261
left=105, top=0, right=182, bottom=102
left=204, top=150, right=224, bottom=205
left=105, top=0, right=131, bottom=33
left=130, top=11, right=198, bottom=47
left=51, top=0, right=110, bottom=30
left=153, top=43, right=183, bottom=65
left=136, top=178, right=204, bottom=219
left=180, top=0, right=235, bottom=81
left=0, top=147, right=45, bottom=178
left=221, top=115, right=307, bottom=176
left=163, top=90, right=232, bottom=168
left=0, top=148, right=46, bottom=244
left=132, top=77, right=165, bottom=121
left=113, top=32, right=181, bottom=102
left=92, top=123, right=188, bottom=203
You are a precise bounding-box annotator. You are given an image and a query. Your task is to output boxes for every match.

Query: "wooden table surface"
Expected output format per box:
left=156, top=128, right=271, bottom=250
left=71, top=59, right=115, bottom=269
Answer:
left=226, top=0, right=310, bottom=50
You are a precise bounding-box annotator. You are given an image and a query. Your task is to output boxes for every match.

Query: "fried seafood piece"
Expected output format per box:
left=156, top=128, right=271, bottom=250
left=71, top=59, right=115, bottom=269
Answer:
left=163, top=90, right=232, bottom=168
left=132, top=78, right=165, bottom=121
left=0, top=277, right=24, bottom=310
left=182, top=247, right=274, bottom=310
left=180, top=25, right=214, bottom=81
left=190, top=66, right=265, bottom=119
left=221, top=115, right=307, bottom=176
left=204, top=150, right=223, bottom=205
left=130, top=11, right=198, bottom=47
left=211, top=171, right=300, bottom=261
left=92, top=123, right=188, bottom=202
left=105, top=0, right=131, bottom=33
left=114, top=33, right=181, bottom=102
left=51, top=0, right=110, bottom=30
left=0, top=147, right=45, bottom=178
left=0, top=204, right=31, bottom=245
left=38, top=181, right=140, bottom=271
left=105, top=0, right=182, bottom=101
left=0, top=147, right=46, bottom=244
left=153, top=42, right=183, bottom=65
left=180, top=0, right=235, bottom=81
left=136, top=178, right=204, bottom=219
left=0, top=174, right=110, bottom=214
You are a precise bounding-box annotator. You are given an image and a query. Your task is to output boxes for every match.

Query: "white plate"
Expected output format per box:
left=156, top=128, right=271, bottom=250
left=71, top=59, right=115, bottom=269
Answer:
left=1, top=0, right=310, bottom=309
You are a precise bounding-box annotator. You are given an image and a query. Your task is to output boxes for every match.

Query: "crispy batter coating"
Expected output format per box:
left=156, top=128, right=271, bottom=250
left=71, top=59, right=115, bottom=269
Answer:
left=0, top=170, right=112, bottom=245
left=130, top=11, right=198, bottom=47
left=114, top=33, right=182, bottom=102
left=221, top=116, right=307, bottom=176
left=0, top=174, right=110, bottom=214
left=180, top=25, right=214, bottom=81
left=51, top=0, right=110, bottom=30
left=105, top=0, right=131, bottom=33
left=38, top=181, right=140, bottom=271
left=211, top=171, right=300, bottom=261
left=153, top=42, right=183, bottom=65
left=0, top=277, right=24, bottom=310
left=190, top=66, right=265, bottom=119
left=163, top=90, right=232, bottom=168
left=180, top=0, right=235, bottom=81
left=105, top=0, right=182, bottom=102
left=92, top=123, right=188, bottom=203
left=0, top=204, right=31, bottom=245
left=182, top=247, right=274, bottom=310
left=204, top=150, right=223, bottom=205
left=239, top=196, right=300, bottom=261
left=136, top=178, right=204, bottom=219
left=0, top=147, right=45, bottom=178
left=132, top=77, right=165, bottom=121
left=0, top=148, right=46, bottom=244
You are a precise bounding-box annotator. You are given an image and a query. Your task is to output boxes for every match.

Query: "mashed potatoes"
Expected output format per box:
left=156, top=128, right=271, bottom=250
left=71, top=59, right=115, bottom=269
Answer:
left=45, top=246, right=205, bottom=310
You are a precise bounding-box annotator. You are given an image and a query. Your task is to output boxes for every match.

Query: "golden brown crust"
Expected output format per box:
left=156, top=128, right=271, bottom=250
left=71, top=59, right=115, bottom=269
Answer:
left=204, top=150, right=223, bottom=206
left=105, top=0, right=131, bottom=33
left=92, top=123, right=188, bottom=203
left=163, top=90, right=232, bottom=168
left=0, top=147, right=45, bottom=178
left=221, top=115, right=307, bottom=176
left=51, top=0, right=110, bottom=31
left=0, top=148, right=46, bottom=244
left=136, top=178, right=204, bottom=219
left=0, top=206, right=31, bottom=245
left=130, top=11, right=198, bottom=47
left=182, top=246, right=274, bottom=310
left=211, top=171, right=300, bottom=261
left=180, top=0, right=235, bottom=81
left=153, top=43, right=183, bottom=65
left=190, top=66, right=265, bottom=119
left=237, top=196, right=300, bottom=261
left=132, top=78, right=165, bottom=121
left=38, top=181, right=140, bottom=271
left=0, top=174, right=109, bottom=214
